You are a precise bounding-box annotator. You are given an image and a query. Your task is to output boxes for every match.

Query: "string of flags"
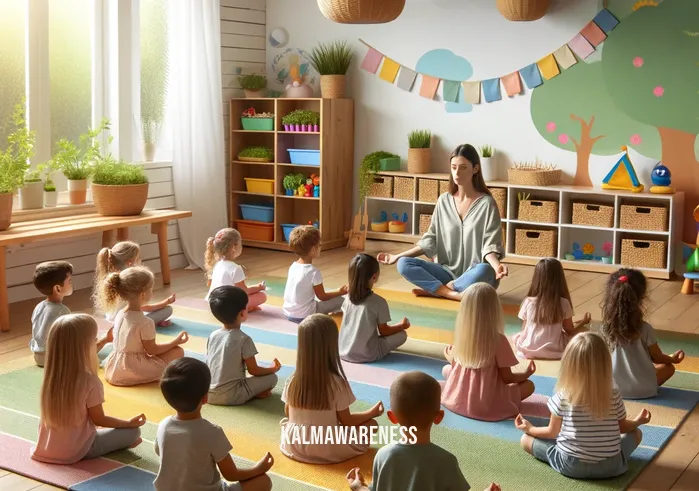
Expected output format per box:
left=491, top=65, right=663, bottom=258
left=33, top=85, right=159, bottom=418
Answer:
left=359, top=8, right=620, bottom=104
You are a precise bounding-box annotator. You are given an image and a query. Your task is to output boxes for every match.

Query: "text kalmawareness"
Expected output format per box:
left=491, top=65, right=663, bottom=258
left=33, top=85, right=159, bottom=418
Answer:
left=281, top=425, right=418, bottom=445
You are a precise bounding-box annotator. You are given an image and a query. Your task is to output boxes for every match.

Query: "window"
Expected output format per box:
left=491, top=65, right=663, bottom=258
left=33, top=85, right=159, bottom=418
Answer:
left=0, top=0, right=26, bottom=145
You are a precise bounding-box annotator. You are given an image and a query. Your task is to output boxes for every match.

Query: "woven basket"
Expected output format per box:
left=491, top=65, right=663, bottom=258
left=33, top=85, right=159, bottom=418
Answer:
left=620, top=204, right=668, bottom=232
left=317, top=0, right=405, bottom=23
left=0, top=193, right=12, bottom=231
left=572, top=202, right=614, bottom=228
left=320, top=75, right=346, bottom=99
left=439, top=180, right=450, bottom=196
left=419, top=214, right=432, bottom=234
left=496, top=0, right=550, bottom=21
left=491, top=187, right=507, bottom=218
left=518, top=199, right=558, bottom=223
left=394, top=177, right=414, bottom=201
left=92, top=183, right=149, bottom=216
left=369, top=175, right=393, bottom=198
left=621, top=239, right=666, bottom=269
left=408, top=148, right=431, bottom=174
left=418, top=179, right=439, bottom=203
left=507, top=168, right=561, bottom=186
left=515, top=228, right=557, bottom=258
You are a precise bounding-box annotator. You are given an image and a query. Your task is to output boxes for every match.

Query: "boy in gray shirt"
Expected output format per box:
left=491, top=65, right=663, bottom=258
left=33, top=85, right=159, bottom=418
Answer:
left=156, top=357, right=274, bottom=491
left=346, top=372, right=500, bottom=491
left=206, top=286, right=281, bottom=405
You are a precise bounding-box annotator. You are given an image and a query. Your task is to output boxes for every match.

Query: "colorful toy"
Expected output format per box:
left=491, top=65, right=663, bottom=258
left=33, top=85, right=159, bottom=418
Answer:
left=388, top=212, right=408, bottom=233
left=307, top=220, right=319, bottom=228
left=371, top=211, right=389, bottom=232
left=297, top=184, right=306, bottom=196
left=311, top=173, right=320, bottom=198
left=602, top=241, right=613, bottom=263
left=650, top=162, right=675, bottom=194
left=304, top=178, right=313, bottom=197
left=682, top=205, right=699, bottom=294
left=582, top=243, right=595, bottom=257
left=601, top=146, right=644, bottom=193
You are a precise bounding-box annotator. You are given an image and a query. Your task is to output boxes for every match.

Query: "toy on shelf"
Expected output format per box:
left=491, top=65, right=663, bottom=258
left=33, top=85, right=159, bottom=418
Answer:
left=307, top=220, right=319, bottom=228
left=371, top=211, right=389, bottom=232
left=601, top=146, right=644, bottom=193
left=388, top=212, right=409, bottom=234
left=311, top=173, right=320, bottom=197
left=650, top=162, right=675, bottom=194
left=602, top=242, right=613, bottom=264
left=566, top=242, right=612, bottom=263
left=681, top=205, right=699, bottom=294
left=304, top=178, right=313, bottom=197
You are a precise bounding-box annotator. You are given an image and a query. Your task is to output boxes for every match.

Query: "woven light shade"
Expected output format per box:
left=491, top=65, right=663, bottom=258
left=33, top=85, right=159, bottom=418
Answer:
left=496, top=0, right=550, bottom=21
left=317, top=0, right=405, bottom=24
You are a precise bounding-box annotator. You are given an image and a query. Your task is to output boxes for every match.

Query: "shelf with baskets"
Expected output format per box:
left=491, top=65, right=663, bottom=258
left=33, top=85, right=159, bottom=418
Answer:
left=229, top=98, right=354, bottom=251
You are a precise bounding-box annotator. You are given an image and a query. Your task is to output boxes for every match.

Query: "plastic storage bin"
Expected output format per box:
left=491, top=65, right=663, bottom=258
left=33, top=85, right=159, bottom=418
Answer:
left=241, top=118, right=274, bottom=131
left=379, top=157, right=400, bottom=171
left=235, top=220, right=274, bottom=242
left=244, top=178, right=274, bottom=194
left=281, top=224, right=301, bottom=242
left=239, top=204, right=274, bottom=223
left=288, top=149, right=320, bottom=166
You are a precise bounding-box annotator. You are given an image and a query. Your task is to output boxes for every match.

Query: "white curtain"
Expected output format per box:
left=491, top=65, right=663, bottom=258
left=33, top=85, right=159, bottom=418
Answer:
left=169, top=0, right=227, bottom=270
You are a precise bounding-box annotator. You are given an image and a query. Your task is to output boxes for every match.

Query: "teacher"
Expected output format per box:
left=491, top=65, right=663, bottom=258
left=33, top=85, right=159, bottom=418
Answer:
left=377, top=144, right=507, bottom=301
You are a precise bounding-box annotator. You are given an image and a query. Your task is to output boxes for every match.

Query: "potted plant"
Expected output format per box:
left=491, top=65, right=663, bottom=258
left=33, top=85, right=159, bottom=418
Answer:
left=240, top=107, right=275, bottom=131
left=283, top=173, right=305, bottom=196
left=238, top=146, right=274, bottom=163
left=308, top=41, right=354, bottom=99
left=479, top=144, right=496, bottom=181
left=43, top=178, right=57, bottom=208
left=19, top=168, right=44, bottom=210
left=0, top=102, right=34, bottom=230
left=91, top=156, right=149, bottom=216
left=238, top=73, right=268, bottom=98
left=299, top=110, right=320, bottom=132
left=407, top=130, right=431, bottom=174
left=281, top=110, right=300, bottom=132
left=359, top=151, right=399, bottom=204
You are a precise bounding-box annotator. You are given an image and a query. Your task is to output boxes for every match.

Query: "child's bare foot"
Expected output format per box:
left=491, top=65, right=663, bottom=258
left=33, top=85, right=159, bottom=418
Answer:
left=128, top=438, right=143, bottom=449
left=412, top=288, right=434, bottom=297
left=248, top=306, right=262, bottom=312
left=157, top=320, right=173, bottom=327
left=255, top=389, right=272, bottom=399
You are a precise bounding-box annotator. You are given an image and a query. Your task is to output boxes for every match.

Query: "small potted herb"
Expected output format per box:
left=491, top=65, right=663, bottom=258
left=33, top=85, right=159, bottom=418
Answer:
left=282, top=110, right=320, bottom=132
left=238, top=74, right=267, bottom=98
left=407, top=130, right=431, bottom=174
left=19, top=168, right=44, bottom=210
left=91, top=156, right=149, bottom=216
left=283, top=173, right=305, bottom=196
left=43, top=178, right=57, bottom=207
left=479, top=144, right=496, bottom=181
left=281, top=111, right=300, bottom=132
left=308, top=41, right=354, bottom=99
left=0, top=102, right=34, bottom=230
left=240, top=107, right=275, bottom=131
left=238, top=146, right=274, bottom=163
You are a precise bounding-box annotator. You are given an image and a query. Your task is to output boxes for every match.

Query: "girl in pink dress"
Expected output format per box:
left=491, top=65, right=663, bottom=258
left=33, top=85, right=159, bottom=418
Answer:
left=101, top=267, right=188, bottom=386
left=32, top=314, right=145, bottom=464
left=513, top=258, right=590, bottom=360
left=441, top=283, right=536, bottom=421
left=280, top=314, right=383, bottom=464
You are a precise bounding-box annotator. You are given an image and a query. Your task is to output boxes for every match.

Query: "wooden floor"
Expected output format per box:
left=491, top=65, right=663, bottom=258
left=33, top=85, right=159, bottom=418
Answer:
left=1, top=240, right=698, bottom=490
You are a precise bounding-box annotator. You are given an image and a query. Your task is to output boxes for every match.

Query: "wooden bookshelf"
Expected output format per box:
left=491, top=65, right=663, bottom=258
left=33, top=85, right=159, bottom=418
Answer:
left=228, top=98, right=354, bottom=251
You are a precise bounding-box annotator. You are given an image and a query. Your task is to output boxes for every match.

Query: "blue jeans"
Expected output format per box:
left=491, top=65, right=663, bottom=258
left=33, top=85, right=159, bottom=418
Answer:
left=396, top=257, right=498, bottom=294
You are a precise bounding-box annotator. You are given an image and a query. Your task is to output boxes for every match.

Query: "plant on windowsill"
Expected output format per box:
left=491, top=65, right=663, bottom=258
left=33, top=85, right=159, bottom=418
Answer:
left=0, top=101, right=35, bottom=231
left=43, top=178, right=57, bottom=208
left=91, top=155, right=149, bottom=216
left=19, top=168, right=44, bottom=210
left=238, top=73, right=268, bottom=98
left=308, top=40, right=354, bottom=99
left=407, top=129, right=431, bottom=174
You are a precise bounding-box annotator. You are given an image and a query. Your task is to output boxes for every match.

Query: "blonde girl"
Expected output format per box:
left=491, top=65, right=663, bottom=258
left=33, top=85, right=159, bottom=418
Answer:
left=101, top=267, right=188, bottom=386
left=205, top=228, right=267, bottom=311
left=514, top=258, right=591, bottom=360
left=441, top=283, right=535, bottom=422
left=31, top=314, right=145, bottom=464
left=94, top=241, right=176, bottom=326
left=515, top=332, right=651, bottom=479
left=339, top=253, right=409, bottom=363
left=601, top=268, right=684, bottom=399
left=280, top=314, right=383, bottom=464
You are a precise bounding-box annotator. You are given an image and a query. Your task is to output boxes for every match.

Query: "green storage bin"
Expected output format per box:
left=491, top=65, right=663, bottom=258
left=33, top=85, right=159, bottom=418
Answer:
left=241, top=118, right=274, bottom=131
left=379, top=157, right=401, bottom=171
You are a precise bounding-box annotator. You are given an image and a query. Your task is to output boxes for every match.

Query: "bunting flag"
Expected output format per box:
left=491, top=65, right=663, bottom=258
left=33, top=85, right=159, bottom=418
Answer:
left=357, top=8, right=620, bottom=108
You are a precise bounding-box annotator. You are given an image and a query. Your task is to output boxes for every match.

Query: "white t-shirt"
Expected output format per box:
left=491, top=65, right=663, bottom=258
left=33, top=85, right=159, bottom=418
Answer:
left=282, top=262, right=323, bottom=319
left=206, top=260, right=245, bottom=301
left=30, top=300, right=70, bottom=353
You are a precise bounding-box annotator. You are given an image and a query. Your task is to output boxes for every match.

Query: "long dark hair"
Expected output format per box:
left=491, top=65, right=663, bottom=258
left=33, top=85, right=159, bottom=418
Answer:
left=348, top=253, right=380, bottom=304
left=601, top=268, right=647, bottom=348
left=527, top=258, right=573, bottom=324
left=448, top=144, right=492, bottom=196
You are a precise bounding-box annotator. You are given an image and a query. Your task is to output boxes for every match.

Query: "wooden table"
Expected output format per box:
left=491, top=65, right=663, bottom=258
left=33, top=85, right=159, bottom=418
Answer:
left=0, top=209, right=192, bottom=331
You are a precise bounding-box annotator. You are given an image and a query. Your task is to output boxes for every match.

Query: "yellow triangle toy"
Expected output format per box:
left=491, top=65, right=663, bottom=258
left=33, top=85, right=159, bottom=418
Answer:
left=601, top=146, right=644, bottom=192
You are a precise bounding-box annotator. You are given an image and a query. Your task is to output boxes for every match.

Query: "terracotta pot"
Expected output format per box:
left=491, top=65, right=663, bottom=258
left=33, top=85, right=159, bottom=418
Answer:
left=0, top=193, right=12, bottom=231
left=320, top=75, right=346, bottom=99
left=92, top=183, right=149, bottom=216
left=19, top=181, right=44, bottom=210
left=67, top=179, right=88, bottom=205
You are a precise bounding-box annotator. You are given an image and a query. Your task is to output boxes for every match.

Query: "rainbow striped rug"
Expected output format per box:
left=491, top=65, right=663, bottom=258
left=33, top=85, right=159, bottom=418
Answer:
left=2, top=276, right=699, bottom=490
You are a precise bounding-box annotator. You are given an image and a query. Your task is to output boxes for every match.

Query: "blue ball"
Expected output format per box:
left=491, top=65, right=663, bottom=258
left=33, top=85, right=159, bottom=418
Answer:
left=652, top=163, right=671, bottom=186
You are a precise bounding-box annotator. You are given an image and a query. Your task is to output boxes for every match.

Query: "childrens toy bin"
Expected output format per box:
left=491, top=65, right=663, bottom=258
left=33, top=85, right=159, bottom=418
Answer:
left=288, top=149, right=321, bottom=166
left=244, top=178, right=275, bottom=194
left=281, top=224, right=301, bottom=242
left=239, top=204, right=274, bottom=223
left=241, top=118, right=274, bottom=131
left=234, top=220, right=274, bottom=242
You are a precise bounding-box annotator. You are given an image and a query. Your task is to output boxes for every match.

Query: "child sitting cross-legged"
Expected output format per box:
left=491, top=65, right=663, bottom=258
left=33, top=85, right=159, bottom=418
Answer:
left=515, top=332, right=651, bottom=479
left=156, top=357, right=274, bottom=491
left=346, top=371, right=500, bottom=491
left=206, top=285, right=281, bottom=405
left=283, top=225, right=347, bottom=322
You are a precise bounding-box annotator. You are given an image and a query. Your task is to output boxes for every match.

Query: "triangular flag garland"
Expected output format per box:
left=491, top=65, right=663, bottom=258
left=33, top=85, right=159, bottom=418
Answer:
left=359, top=8, right=619, bottom=106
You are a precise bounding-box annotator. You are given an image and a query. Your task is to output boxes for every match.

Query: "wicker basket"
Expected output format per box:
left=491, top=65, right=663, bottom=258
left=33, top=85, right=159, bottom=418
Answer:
left=92, top=183, right=149, bottom=216
left=572, top=202, right=614, bottom=228
left=419, top=214, right=432, bottom=234
left=0, top=193, right=12, bottom=231
left=439, top=180, right=449, bottom=196
left=621, top=239, right=667, bottom=269
left=320, top=75, right=346, bottom=99
left=317, top=0, right=405, bottom=23
left=515, top=228, right=557, bottom=258
left=369, top=175, right=393, bottom=198
left=518, top=200, right=558, bottom=223
left=491, top=188, right=507, bottom=218
left=394, top=177, right=414, bottom=201
left=496, top=0, right=550, bottom=21
left=620, top=204, right=668, bottom=232
left=418, top=179, right=439, bottom=203
left=508, top=168, right=561, bottom=186
left=408, top=148, right=431, bottom=174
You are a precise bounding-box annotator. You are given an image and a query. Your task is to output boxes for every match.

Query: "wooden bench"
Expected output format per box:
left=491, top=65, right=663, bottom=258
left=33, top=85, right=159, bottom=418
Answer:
left=0, top=209, right=192, bottom=331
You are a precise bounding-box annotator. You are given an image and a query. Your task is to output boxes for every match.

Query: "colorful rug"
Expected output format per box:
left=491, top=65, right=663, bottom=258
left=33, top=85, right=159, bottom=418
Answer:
left=2, top=276, right=699, bottom=490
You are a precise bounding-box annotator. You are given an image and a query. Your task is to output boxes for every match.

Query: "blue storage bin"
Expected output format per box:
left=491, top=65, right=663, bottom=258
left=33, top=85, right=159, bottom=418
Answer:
left=288, top=149, right=320, bottom=166
left=239, top=204, right=274, bottom=223
left=281, top=224, right=301, bottom=242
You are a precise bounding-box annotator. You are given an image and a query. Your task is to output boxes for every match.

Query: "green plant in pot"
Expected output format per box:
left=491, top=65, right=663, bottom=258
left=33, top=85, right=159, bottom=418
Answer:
left=308, top=41, right=354, bottom=99
left=238, top=73, right=267, bottom=98
left=283, top=173, right=305, bottom=196
left=359, top=151, right=399, bottom=204
left=479, top=144, right=497, bottom=182
left=19, top=168, right=44, bottom=210
left=238, top=146, right=274, bottom=162
left=0, top=102, right=35, bottom=230
left=91, top=155, right=149, bottom=216
left=407, top=130, right=431, bottom=174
